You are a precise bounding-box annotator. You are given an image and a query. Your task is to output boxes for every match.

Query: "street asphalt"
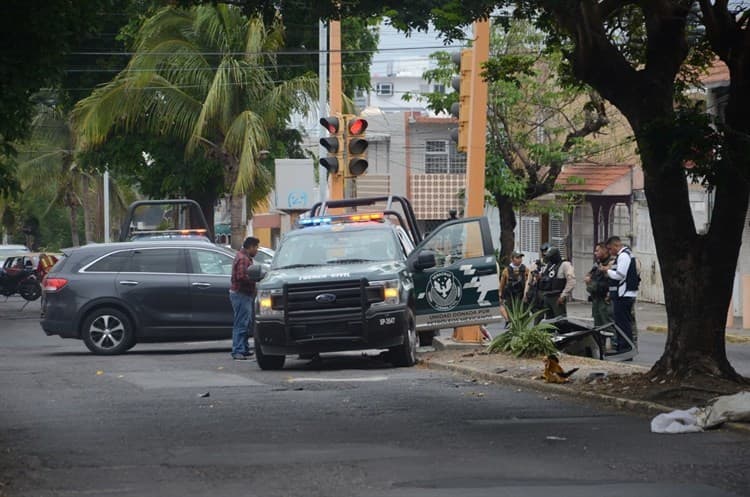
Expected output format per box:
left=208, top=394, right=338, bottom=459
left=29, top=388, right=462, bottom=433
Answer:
left=2, top=296, right=750, bottom=497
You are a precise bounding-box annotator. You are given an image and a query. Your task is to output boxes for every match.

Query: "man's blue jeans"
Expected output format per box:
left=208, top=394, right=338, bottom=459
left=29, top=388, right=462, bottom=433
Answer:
left=229, top=291, right=253, bottom=356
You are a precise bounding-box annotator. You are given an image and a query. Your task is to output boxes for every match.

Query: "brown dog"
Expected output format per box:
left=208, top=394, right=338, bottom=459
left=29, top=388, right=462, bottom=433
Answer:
left=543, top=354, right=579, bottom=383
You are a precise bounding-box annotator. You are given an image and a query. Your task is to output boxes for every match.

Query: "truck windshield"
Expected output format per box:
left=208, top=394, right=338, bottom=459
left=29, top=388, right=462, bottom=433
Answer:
left=273, top=228, right=403, bottom=269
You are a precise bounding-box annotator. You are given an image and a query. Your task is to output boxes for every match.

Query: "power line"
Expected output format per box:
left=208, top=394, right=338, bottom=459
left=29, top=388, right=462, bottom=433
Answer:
left=68, top=44, right=466, bottom=57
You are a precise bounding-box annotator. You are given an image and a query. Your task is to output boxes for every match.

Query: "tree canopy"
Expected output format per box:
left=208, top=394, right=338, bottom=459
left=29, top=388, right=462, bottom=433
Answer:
left=203, top=0, right=750, bottom=381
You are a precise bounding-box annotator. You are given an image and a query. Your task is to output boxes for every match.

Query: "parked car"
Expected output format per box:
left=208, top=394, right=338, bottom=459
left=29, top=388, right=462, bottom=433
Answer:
left=0, top=244, right=30, bottom=266
left=40, top=240, right=240, bottom=354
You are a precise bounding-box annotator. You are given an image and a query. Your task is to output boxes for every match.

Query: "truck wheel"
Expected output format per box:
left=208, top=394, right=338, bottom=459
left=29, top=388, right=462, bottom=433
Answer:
left=391, top=308, right=417, bottom=367
left=255, top=340, right=286, bottom=370
left=81, top=307, right=135, bottom=355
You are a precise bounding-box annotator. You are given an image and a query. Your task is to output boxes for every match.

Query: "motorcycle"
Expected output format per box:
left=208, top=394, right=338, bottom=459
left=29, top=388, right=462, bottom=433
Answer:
left=545, top=316, right=637, bottom=362
left=0, top=254, right=45, bottom=302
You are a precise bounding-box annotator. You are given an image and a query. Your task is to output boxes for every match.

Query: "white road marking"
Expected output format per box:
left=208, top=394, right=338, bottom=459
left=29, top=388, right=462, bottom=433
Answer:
left=286, top=375, right=390, bottom=383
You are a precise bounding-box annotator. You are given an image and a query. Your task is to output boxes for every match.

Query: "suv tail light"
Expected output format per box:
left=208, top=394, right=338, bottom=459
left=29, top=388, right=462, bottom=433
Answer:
left=43, top=277, right=68, bottom=292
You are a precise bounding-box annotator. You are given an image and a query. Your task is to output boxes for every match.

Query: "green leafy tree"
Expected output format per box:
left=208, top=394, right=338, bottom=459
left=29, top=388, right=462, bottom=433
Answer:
left=195, top=0, right=750, bottom=382
left=0, top=0, right=120, bottom=197
left=407, top=21, right=614, bottom=263
left=15, top=104, right=89, bottom=246
left=78, top=134, right=225, bottom=229
left=74, top=4, right=318, bottom=247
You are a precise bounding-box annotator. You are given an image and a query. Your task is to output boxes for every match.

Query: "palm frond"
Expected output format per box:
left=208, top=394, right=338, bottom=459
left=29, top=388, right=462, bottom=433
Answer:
left=225, top=110, right=269, bottom=194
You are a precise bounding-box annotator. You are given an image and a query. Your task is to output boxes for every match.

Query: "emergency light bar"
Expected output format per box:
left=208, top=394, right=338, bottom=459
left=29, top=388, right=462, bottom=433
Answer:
left=298, top=213, right=384, bottom=227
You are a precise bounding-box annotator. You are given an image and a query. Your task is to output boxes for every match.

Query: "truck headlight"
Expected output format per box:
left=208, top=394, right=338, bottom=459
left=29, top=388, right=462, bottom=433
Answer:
left=370, top=279, right=401, bottom=306
left=257, top=289, right=283, bottom=317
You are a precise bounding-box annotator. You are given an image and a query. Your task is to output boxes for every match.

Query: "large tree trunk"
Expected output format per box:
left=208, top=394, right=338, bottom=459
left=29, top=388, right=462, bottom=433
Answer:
left=638, top=133, right=748, bottom=381
left=495, top=193, right=517, bottom=266
left=80, top=175, right=93, bottom=244
left=67, top=201, right=80, bottom=247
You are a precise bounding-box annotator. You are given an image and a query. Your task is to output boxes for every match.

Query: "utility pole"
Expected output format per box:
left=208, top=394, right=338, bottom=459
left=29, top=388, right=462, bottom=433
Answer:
left=453, top=19, right=491, bottom=343
left=318, top=21, right=328, bottom=202
left=328, top=20, right=344, bottom=201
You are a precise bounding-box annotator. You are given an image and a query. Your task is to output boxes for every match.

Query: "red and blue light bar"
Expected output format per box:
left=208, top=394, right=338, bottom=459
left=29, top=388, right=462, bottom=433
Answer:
left=298, top=213, right=384, bottom=227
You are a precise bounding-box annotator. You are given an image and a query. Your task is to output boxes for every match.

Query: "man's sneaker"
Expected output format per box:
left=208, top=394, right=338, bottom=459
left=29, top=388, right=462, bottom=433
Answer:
left=243, top=350, right=255, bottom=357
left=231, top=354, right=247, bottom=360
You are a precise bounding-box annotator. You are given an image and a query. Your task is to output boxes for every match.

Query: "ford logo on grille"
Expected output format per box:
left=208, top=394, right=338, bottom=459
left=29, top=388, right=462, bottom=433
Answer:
left=315, top=293, right=337, bottom=304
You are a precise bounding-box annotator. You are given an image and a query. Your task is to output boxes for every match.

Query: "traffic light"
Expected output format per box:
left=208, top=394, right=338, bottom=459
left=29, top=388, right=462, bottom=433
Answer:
left=450, top=49, right=472, bottom=153
left=345, top=116, right=368, bottom=177
left=319, top=115, right=343, bottom=175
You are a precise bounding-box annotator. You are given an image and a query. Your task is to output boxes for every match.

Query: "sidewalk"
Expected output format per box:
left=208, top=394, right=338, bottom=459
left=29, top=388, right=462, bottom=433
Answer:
left=481, top=300, right=750, bottom=343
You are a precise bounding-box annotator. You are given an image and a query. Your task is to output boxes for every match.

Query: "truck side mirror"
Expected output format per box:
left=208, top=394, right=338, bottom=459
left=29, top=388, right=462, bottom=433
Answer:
left=247, top=264, right=267, bottom=282
left=411, top=250, right=436, bottom=271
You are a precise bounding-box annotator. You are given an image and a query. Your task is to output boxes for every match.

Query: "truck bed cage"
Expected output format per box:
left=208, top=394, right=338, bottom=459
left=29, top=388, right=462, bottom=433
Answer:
left=309, top=196, right=422, bottom=244
left=119, top=199, right=212, bottom=242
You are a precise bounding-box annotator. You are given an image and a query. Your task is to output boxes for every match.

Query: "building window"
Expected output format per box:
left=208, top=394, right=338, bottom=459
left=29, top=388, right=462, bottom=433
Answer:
left=425, top=140, right=449, bottom=173
left=610, top=203, right=631, bottom=246
left=518, top=215, right=540, bottom=255
left=424, top=140, right=466, bottom=174
left=549, top=213, right=568, bottom=260
left=433, top=84, right=446, bottom=94
left=376, top=82, right=393, bottom=96
left=448, top=142, right=466, bottom=174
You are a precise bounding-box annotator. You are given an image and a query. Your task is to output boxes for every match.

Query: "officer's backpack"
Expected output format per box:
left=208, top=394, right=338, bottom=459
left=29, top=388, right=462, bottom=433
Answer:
left=623, top=248, right=641, bottom=292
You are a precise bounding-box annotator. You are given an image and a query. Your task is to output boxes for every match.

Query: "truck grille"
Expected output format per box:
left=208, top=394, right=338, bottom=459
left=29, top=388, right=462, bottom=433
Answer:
left=282, top=279, right=381, bottom=323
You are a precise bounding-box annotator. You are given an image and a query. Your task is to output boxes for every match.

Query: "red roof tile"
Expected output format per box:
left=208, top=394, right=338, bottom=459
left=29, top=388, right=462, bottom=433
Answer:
left=702, top=60, right=729, bottom=85
left=555, top=164, right=633, bottom=193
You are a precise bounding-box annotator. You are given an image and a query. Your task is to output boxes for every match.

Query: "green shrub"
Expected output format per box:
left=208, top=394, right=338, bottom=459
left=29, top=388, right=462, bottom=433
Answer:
left=487, top=298, right=557, bottom=357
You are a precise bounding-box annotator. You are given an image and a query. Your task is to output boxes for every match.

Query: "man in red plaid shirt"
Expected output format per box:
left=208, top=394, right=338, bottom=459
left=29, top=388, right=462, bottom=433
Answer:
left=229, top=236, right=259, bottom=360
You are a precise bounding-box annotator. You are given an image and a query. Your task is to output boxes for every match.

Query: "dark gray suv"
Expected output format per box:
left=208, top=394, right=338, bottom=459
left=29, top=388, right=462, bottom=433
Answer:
left=41, top=240, right=238, bottom=354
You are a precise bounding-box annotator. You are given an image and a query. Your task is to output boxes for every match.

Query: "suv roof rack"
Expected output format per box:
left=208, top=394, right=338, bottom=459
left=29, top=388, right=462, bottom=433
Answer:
left=309, top=196, right=422, bottom=243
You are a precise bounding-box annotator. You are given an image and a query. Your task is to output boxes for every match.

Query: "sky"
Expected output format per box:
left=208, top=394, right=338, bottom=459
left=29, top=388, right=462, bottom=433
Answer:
left=370, top=22, right=468, bottom=77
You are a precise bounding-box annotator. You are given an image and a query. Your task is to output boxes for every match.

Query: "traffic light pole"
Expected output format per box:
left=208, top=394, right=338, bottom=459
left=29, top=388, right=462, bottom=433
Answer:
left=328, top=20, right=345, bottom=201
left=454, top=19, right=491, bottom=344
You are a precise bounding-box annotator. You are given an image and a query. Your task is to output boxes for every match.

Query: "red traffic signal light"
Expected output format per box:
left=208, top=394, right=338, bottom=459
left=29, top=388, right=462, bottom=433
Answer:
left=344, top=116, right=368, bottom=177
left=320, top=116, right=340, bottom=134
left=320, top=115, right=343, bottom=175
left=347, top=117, right=368, bottom=136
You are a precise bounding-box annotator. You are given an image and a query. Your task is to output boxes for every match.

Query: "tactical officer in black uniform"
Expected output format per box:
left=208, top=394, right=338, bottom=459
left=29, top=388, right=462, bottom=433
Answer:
left=537, top=246, right=576, bottom=319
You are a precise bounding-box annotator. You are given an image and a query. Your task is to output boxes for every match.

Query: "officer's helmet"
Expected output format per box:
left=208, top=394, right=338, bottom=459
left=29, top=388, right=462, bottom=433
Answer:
left=545, top=247, right=562, bottom=264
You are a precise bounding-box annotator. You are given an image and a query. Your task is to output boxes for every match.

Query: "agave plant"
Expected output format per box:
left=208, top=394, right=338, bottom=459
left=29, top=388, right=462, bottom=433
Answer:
left=487, top=298, right=557, bottom=358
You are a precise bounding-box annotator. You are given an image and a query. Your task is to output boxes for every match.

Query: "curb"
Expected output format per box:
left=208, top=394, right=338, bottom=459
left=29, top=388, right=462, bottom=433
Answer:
left=645, top=325, right=750, bottom=344
left=419, top=356, right=750, bottom=435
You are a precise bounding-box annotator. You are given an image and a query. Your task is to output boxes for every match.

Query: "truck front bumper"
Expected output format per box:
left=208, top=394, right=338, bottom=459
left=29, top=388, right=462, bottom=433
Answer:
left=255, top=306, right=408, bottom=356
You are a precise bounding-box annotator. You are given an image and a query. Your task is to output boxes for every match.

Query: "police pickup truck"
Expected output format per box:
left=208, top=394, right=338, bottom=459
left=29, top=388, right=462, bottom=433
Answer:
left=249, top=196, right=502, bottom=370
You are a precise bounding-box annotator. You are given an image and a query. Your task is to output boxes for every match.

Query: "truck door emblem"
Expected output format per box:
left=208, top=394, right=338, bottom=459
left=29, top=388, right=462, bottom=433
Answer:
left=315, top=293, right=337, bottom=304
left=426, top=271, right=462, bottom=311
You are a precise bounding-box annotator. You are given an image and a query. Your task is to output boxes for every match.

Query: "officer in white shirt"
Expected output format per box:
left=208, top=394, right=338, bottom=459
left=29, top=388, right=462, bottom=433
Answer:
left=601, top=236, right=638, bottom=353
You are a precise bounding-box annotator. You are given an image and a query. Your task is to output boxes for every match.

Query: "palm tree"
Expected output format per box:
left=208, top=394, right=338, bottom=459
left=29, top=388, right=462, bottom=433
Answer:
left=16, top=104, right=87, bottom=246
left=74, top=5, right=317, bottom=247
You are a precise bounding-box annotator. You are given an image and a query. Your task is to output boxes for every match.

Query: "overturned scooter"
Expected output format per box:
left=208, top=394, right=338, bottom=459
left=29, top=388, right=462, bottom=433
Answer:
left=543, top=316, right=637, bottom=362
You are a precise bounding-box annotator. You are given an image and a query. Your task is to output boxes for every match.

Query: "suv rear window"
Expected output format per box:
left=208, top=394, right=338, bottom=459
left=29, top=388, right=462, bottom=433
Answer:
left=85, top=251, right=132, bottom=273
left=125, top=248, right=185, bottom=273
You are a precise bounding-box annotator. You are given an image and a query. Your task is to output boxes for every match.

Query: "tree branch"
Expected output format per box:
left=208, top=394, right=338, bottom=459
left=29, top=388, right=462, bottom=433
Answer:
left=698, top=0, right=735, bottom=60
left=562, top=91, right=609, bottom=151
left=542, top=0, right=643, bottom=121
left=642, top=1, right=691, bottom=87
